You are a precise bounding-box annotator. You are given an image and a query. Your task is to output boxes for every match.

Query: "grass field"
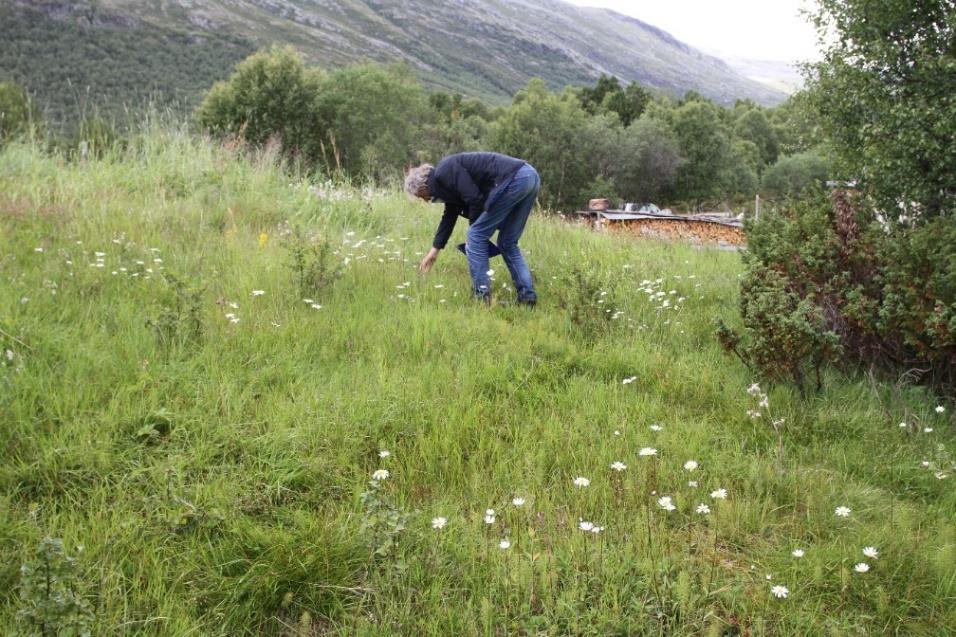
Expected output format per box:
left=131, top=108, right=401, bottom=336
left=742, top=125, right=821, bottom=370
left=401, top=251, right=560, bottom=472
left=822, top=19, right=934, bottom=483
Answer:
left=1, top=129, right=954, bottom=636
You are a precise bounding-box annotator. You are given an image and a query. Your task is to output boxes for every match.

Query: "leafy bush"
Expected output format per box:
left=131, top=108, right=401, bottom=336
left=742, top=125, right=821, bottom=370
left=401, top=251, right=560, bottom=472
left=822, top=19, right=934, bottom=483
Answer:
left=761, top=151, right=830, bottom=198
left=17, top=538, right=94, bottom=637
left=722, top=191, right=956, bottom=394
left=195, top=46, right=324, bottom=163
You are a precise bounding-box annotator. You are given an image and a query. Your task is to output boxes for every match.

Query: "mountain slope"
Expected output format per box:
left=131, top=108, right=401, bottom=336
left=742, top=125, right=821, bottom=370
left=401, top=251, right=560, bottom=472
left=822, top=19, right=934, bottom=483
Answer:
left=1, top=0, right=785, bottom=128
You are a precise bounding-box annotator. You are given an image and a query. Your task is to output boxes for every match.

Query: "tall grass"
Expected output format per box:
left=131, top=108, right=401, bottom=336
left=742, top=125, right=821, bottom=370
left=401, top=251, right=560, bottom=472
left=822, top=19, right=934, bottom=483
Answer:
left=1, top=128, right=953, bottom=636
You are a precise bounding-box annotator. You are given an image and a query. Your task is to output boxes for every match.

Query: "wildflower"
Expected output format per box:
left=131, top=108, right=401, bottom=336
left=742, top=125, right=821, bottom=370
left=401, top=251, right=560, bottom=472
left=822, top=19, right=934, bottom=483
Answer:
left=759, top=396, right=770, bottom=409
left=935, top=471, right=948, bottom=480
left=657, top=496, right=676, bottom=511
left=432, top=517, right=447, bottom=530
left=378, top=450, right=391, bottom=458
left=899, top=422, right=907, bottom=428
left=639, top=447, right=658, bottom=457
left=573, top=477, right=590, bottom=488
left=613, top=429, right=621, bottom=436
left=696, top=504, right=711, bottom=515
left=688, top=480, right=699, bottom=488
left=921, top=460, right=931, bottom=467
left=229, top=302, right=239, bottom=309
left=610, top=461, right=627, bottom=471
left=862, top=546, right=879, bottom=559
left=792, top=549, right=805, bottom=558
left=591, top=526, right=604, bottom=534
left=4, top=350, right=13, bottom=361
left=512, top=497, right=525, bottom=507
left=34, top=247, right=44, bottom=252
left=371, top=469, right=389, bottom=481
left=579, top=520, right=594, bottom=531
left=747, top=383, right=761, bottom=395
left=854, top=562, right=870, bottom=573
left=835, top=506, right=851, bottom=517
left=935, top=405, right=945, bottom=414
left=251, top=290, right=265, bottom=296
left=622, top=376, right=638, bottom=385
left=649, top=424, right=662, bottom=432
left=770, top=585, right=789, bottom=599
left=484, top=509, right=496, bottom=524
left=311, top=304, right=323, bottom=310
left=683, top=460, right=698, bottom=471
left=499, top=539, right=511, bottom=550
left=710, top=488, right=727, bottom=500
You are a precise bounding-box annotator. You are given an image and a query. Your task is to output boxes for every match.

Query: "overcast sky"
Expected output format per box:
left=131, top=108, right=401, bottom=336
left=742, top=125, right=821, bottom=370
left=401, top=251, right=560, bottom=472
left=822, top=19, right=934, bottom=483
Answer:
left=565, top=0, right=821, bottom=63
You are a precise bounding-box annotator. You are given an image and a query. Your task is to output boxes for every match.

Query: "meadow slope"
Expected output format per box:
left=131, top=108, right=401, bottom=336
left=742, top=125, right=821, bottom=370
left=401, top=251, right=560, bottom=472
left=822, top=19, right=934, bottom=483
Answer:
left=0, top=131, right=953, bottom=635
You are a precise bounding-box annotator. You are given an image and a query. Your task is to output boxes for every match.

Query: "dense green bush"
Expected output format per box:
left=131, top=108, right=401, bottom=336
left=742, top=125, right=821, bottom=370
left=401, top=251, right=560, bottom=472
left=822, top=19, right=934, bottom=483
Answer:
left=196, top=47, right=325, bottom=163
left=761, top=151, right=830, bottom=198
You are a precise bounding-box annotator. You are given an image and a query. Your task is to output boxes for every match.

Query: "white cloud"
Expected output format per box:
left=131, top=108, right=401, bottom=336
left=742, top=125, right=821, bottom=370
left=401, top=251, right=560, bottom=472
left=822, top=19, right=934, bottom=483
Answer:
left=566, top=0, right=821, bottom=63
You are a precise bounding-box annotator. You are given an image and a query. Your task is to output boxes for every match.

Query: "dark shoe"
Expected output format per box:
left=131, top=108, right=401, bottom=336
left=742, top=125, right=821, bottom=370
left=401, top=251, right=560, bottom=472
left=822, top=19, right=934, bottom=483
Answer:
left=517, top=294, right=537, bottom=307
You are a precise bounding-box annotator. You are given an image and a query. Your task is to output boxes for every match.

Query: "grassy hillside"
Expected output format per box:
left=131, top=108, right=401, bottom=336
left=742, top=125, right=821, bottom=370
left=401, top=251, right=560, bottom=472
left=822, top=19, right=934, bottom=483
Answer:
left=1, top=0, right=784, bottom=130
left=1, top=130, right=953, bottom=635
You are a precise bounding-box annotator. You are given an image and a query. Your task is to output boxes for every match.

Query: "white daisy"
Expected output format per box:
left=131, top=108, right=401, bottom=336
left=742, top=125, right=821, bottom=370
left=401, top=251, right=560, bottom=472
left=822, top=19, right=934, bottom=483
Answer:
left=792, top=549, right=805, bottom=558
left=371, top=469, right=389, bottom=481
left=657, top=496, right=676, bottom=511
left=378, top=450, right=391, bottom=458
left=610, top=461, right=627, bottom=471
left=862, top=546, right=879, bottom=559
left=431, top=517, right=447, bottom=530
left=710, top=488, right=728, bottom=500
left=573, top=477, right=590, bottom=488
left=695, top=504, right=711, bottom=515
left=683, top=460, right=698, bottom=471
left=622, top=376, right=638, bottom=385
left=770, top=585, right=789, bottom=599
left=512, top=497, right=525, bottom=507
left=835, top=506, right=851, bottom=517
left=579, top=520, right=594, bottom=531
left=499, top=539, right=511, bottom=550
left=688, top=480, right=699, bottom=488
left=251, top=290, right=265, bottom=296
left=639, top=447, right=658, bottom=457
left=854, top=562, right=870, bottom=573
left=649, top=424, right=663, bottom=432
left=935, top=405, right=946, bottom=414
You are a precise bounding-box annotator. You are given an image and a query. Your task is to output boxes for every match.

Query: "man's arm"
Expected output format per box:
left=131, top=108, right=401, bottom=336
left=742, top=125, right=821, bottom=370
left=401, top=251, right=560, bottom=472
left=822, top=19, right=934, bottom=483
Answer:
left=420, top=203, right=460, bottom=274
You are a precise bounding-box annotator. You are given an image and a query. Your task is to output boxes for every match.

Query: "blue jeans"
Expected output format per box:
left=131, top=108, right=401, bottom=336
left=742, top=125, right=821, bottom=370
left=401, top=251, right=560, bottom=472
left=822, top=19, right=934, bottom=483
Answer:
left=466, top=164, right=539, bottom=302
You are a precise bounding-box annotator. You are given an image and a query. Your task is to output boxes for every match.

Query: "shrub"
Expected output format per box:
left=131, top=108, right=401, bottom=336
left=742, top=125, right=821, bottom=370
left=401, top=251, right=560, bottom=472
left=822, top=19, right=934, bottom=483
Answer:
left=721, top=191, right=956, bottom=395
left=195, top=46, right=323, bottom=163
left=0, top=81, right=39, bottom=144
left=761, top=151, right=830, bottom=198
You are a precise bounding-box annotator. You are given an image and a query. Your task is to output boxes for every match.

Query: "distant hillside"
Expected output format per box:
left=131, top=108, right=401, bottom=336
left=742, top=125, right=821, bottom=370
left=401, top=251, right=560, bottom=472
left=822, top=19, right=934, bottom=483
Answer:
left=0, top=0, right=785, bottom=128
left=724, top=58, right=805, bottom=95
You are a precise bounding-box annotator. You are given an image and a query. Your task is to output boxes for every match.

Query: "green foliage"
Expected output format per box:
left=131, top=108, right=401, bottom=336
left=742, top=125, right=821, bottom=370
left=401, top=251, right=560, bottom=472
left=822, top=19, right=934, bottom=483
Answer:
left=718, top=265, right=841, bottom=392
left=0, top=81, right=39, bottom=144
left=147, top=272, right=205, bottom=350
left=667, top=100, right=736, bottom=206
left=0, top=4, right=254, bottom=132
left=359, top=480, right=409, bottom=561
left=283, top=225, right=343, bottom=300
left=608, top=116, right=683, bottom=203
left=806, top=0, right=956, bottom=219
left=17, top=538, right=93, bottom=637
left=878, top=216, right=956, bottom=385
left=578, top=74, right=651, bottom=126
left=196, top=46, right=324, bottom=163
left=761, top=151, right=831, bottom=198
left=314, top=64, right=428, bottom=180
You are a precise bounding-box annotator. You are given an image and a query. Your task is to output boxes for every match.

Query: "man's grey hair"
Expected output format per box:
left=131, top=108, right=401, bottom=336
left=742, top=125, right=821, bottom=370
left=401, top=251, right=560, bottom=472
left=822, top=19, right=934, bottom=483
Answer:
left=404, top=163, right=433, bottom=200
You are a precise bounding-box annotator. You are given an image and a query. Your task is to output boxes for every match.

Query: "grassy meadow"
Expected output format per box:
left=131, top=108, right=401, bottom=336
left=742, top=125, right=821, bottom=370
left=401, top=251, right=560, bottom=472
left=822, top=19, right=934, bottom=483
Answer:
left=1, top=129, right=954, bottom=636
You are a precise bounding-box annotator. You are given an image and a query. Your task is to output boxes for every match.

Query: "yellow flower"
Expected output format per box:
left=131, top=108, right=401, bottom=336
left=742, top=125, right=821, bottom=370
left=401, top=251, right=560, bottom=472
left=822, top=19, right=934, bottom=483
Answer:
left=258, top=233, right=269, bottom=248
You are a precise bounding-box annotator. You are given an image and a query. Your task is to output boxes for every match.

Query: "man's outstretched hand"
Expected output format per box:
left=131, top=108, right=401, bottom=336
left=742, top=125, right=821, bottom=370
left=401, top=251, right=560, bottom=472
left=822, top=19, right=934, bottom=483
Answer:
left=419, top=247, right=439, bottom=273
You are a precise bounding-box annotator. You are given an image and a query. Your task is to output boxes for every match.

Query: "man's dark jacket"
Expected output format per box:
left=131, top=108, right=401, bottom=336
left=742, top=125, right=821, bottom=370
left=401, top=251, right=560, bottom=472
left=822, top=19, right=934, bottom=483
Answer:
left=426, top=152, right=527, bottom=249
